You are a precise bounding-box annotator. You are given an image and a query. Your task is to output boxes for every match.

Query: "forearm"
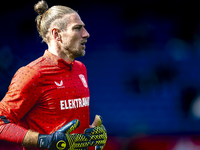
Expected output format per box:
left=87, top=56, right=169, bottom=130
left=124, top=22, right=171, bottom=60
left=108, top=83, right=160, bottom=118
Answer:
left=0, top=123, right=39, bottom=148
left=22, top=130, right=39, bottom=147
left=0, top=123, right=28, bottom=144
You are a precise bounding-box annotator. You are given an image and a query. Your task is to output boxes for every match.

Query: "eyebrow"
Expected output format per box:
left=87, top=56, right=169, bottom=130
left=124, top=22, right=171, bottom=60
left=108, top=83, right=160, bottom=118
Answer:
left=74, top=24, right=85, bottom=27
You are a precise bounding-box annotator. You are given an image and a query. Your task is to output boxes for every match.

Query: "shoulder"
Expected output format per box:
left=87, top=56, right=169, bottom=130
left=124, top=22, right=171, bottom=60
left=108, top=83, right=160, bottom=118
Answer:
left=12, top=66, right=41, bottom=89
left=17, top=54, right=49, bottom=77
left=15, top=66, right=40, bottom=79
left=16, top=56, right=45, bottom=78
left=26, top=55, right=46, bottom=68
left=74, top=60, right=86, bottom=69
left=12, top=56, right=46, bottom=85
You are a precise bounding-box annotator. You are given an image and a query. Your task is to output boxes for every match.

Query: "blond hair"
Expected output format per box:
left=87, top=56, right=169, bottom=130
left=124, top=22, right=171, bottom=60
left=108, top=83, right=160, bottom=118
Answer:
left=34, top=0, right=76, bottom=42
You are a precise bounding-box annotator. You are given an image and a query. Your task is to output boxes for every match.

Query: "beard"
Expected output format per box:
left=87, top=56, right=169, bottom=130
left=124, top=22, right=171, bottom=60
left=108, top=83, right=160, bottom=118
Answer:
left=71, top=48, right=85, bottom=58
left=63, top=44, right=86, bottom=59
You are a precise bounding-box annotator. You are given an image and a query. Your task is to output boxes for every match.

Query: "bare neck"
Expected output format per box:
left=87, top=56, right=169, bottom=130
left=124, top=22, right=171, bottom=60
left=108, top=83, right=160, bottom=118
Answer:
left=48, top=42, right=74, bottom=64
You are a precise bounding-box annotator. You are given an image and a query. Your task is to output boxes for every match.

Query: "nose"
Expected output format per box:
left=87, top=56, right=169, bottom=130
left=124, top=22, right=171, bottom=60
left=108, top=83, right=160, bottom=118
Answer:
left=82, top=27, right=90, bottom=38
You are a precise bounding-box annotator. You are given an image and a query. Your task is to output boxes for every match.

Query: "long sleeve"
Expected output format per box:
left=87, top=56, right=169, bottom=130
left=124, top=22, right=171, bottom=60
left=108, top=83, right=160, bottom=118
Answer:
left=0, top=66, right=41, bottom=144
left=0, top=66, right=41, bottom=125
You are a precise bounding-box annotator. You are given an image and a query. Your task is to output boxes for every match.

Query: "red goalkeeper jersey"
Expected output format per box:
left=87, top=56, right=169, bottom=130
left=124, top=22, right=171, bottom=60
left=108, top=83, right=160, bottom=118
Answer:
left=0, top=50, right=91, bottom=150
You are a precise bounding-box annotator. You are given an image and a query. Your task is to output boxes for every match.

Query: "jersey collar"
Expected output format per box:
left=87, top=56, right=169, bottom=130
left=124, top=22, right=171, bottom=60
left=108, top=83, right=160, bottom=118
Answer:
left=44, top=50, right=74, bottom=70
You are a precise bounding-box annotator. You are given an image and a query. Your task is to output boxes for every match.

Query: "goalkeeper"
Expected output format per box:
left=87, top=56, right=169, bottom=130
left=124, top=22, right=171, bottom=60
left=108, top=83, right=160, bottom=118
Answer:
left=0, top=0, right=107, bottom=150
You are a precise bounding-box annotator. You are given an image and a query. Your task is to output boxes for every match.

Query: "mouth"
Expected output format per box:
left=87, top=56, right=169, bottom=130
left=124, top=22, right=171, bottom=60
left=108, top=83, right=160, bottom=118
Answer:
left=80, top=41, right=87, bottom=46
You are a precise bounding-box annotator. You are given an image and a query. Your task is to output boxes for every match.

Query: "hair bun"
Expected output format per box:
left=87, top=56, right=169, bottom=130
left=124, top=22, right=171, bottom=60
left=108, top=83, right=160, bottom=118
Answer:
left=34, top=0, right=48, bottom=15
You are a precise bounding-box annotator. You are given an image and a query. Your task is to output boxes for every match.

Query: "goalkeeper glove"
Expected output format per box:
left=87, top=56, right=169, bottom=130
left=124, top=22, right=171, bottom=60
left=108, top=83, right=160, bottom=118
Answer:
left=85, top=115, right=107, bottom=150
left=37, top=119, right=91, bottom=150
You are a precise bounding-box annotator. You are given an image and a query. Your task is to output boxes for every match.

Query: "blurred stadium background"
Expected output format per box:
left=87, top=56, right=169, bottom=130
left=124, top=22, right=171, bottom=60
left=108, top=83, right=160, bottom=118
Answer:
left=1, top=0, right=200, bottom=149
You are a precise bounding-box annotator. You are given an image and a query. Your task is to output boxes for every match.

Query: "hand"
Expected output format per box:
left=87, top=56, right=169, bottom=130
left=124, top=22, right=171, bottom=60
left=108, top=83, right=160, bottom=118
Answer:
left=37, top=119, right=92, bottom=150
left=85, top=115, right=107, bottom=150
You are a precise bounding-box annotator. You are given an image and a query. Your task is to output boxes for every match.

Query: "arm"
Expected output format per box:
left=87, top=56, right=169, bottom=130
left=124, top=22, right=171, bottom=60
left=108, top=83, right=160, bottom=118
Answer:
left=0, top=119, right=104, bottom=149
left=0, top=123, right=38, bottom=147
left=0, top=66, right=41, bottom=145
left=22, top=130, right=39, bottom=147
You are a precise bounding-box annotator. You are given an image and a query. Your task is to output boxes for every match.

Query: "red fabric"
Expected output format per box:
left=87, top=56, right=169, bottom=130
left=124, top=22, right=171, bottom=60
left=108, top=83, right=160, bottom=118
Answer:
left=0, top=123, right=27, bottom=145
left=0, top=50, right=92, bottom=150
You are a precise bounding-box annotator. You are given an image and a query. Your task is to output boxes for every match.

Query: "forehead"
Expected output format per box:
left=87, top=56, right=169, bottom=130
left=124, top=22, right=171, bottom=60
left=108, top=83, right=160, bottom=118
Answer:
left=65, top=13, right=84, bottom=27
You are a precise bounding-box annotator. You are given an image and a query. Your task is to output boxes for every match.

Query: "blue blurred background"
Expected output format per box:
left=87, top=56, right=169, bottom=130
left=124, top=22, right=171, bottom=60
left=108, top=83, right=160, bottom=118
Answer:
left=1, top=0, right=200, bottom=149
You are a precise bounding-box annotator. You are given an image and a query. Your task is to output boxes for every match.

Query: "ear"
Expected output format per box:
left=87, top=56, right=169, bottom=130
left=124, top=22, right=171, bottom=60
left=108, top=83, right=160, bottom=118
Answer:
left=52, top=28, right=62, bottom=42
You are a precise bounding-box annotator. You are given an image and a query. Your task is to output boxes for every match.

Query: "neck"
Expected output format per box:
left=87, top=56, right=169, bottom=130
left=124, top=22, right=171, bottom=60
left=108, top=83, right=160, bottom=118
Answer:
left=48, top=43, right=74, bottom=64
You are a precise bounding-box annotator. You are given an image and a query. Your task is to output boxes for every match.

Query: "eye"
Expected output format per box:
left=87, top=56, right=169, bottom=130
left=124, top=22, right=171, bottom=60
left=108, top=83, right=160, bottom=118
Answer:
left=74, top=26, right=82, bottom=30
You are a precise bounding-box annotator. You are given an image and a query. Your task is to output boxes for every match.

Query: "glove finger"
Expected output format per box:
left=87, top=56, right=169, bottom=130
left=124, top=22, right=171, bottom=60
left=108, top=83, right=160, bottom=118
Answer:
left=88, top=140, right=106, bottom=147
left=100, top=125, right=106, bottom=132
left=84, top=126, right=105, bottom=135
left=97, top=115, right=103, bottom=124
left=73, top=141, right=91, bottom=149
left=90, top=133, right=106, bottom=141
left=73, top=134, right=91, bottom=142
left=96, top=145, right=104, bottom=150
left=65, top=134, right=90, bottom=150
left=73, top=140, right=105, bottom=149
left=58, top=119, right=80, bottom=134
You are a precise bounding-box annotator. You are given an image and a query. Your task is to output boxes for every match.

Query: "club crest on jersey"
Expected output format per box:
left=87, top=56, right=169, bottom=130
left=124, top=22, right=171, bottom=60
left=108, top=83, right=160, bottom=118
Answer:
left=79, top=74, right=88, bottom=88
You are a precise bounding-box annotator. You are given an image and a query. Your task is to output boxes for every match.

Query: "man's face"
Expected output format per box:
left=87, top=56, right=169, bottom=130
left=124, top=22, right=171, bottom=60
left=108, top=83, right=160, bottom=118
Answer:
left=60, top=13, right=90, bottom=58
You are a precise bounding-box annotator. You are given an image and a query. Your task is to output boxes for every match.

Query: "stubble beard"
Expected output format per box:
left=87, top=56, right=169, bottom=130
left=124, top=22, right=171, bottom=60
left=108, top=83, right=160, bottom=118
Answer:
left=64, top=46, right=86, bottom=59
left=73, top=49, right=85, bottom=58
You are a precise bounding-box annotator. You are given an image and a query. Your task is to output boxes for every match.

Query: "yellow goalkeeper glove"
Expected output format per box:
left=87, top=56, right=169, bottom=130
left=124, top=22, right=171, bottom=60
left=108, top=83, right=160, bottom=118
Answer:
left=84, top=115, right=107, bottom=150
left=37, top=119, right=103, bottom=150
